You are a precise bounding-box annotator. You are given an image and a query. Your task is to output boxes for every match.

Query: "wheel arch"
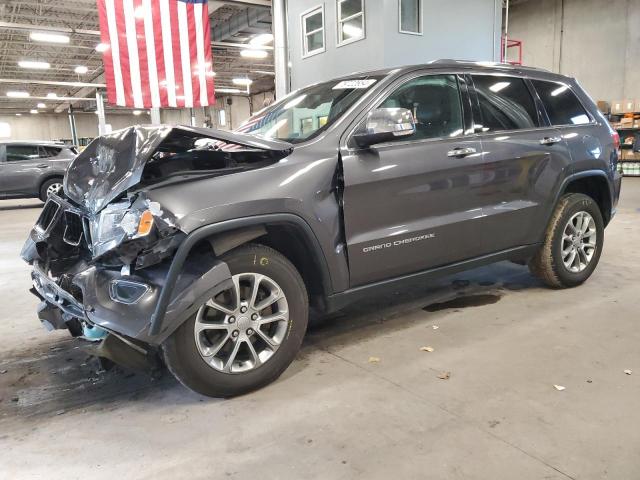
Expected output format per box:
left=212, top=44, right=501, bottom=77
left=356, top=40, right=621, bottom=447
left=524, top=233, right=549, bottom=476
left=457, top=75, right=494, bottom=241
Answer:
left=39, top=174, right=64, bottom=193
left=560, top=171, right=613, bottom=226
left=149, top=214, right=333, bottom=336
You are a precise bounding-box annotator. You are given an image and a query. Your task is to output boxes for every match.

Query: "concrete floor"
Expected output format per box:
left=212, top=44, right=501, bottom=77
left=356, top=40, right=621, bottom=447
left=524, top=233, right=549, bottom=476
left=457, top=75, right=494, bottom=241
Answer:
left=1, top=180, right=639, bottom=480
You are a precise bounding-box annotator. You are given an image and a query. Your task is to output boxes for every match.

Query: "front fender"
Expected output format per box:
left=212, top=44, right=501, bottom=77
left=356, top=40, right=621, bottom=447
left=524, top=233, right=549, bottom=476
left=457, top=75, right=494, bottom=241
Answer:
left=73, top=254, right=231, bottom=344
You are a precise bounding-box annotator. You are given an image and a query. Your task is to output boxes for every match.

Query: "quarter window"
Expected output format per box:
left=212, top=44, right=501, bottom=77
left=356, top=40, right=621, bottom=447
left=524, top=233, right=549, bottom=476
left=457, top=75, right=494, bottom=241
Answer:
left=472, top=75, right=539, bottom=132
left=337, top=0, right=365, bottom=45
left=301, top=6, right=325, bottom=57
left=399, top=0, right=422, bottom=34
left=531, top=80, right=591, bottom=126
left=378, top=74, right=464, bottom=141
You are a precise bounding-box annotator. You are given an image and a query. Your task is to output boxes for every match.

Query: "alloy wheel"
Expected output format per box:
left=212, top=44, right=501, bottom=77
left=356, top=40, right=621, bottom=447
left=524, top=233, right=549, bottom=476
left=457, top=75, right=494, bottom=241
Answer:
left=194, top=273, right=289, bottom=374
left=561, top=211, right=597, bottom=273
left=46, top=182, right=63, bottom=197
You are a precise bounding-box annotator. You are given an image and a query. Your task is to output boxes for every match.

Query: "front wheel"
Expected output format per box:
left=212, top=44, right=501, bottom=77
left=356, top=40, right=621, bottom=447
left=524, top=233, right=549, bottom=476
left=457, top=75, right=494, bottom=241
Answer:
left=163, top=244, right=308, bottom=397
left=529, top=193, right=604, bottom=288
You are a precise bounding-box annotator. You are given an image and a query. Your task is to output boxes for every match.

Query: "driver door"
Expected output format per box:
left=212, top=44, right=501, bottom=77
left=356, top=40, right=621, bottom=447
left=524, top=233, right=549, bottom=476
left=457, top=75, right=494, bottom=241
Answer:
left=340, top=73, right=486, bottom=286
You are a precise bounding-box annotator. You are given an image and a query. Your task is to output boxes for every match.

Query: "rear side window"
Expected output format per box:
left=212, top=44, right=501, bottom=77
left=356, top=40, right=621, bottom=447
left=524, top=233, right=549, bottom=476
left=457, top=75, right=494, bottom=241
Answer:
left=472, top=75, right=539, bottom=132
left=6, top=145, right=40, bottom=161
left=531, top=80, right=591, bottom=126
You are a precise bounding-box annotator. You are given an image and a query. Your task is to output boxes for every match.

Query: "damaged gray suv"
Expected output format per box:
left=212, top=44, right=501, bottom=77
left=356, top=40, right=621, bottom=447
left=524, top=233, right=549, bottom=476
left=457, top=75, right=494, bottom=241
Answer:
left=22, top=61, right=622, bottom=397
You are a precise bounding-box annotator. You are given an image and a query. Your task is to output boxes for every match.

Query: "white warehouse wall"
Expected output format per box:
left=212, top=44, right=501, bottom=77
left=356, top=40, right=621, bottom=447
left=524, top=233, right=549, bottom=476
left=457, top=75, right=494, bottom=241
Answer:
left=0, top=90, right=275, bottom=142
left=508, top=0, right=640, bottom=101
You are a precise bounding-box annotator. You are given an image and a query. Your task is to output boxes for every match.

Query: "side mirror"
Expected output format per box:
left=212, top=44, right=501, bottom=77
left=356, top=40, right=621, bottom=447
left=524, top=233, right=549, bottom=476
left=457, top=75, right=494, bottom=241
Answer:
left=353, top=107, right=416, bottom=148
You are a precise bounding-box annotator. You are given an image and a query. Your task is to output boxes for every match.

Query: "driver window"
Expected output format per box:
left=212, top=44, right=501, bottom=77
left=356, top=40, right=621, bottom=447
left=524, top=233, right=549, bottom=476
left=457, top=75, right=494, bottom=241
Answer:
left=379, top=74, right=464, bottom=141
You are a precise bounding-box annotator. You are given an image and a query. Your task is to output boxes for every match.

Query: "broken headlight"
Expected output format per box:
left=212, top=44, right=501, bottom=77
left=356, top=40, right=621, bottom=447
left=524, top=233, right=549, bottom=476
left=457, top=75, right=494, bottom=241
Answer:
left=89, top=200, right=158, bottom=258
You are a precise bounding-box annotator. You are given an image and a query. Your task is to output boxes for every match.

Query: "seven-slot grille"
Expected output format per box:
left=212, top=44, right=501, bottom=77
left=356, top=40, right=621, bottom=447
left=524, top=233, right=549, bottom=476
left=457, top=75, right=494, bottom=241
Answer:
left=36, top=198, right=90, bottom=248
left=36, top=199, right=60, bottom=232
left=63, top=211, right=84, bottom=246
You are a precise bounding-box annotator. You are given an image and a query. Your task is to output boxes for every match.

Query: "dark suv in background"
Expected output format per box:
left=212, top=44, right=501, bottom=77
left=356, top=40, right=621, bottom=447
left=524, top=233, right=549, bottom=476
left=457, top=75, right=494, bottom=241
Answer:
left=22, top=60, right=621, bottom=397
left=0, top=141, right=77, bottom=201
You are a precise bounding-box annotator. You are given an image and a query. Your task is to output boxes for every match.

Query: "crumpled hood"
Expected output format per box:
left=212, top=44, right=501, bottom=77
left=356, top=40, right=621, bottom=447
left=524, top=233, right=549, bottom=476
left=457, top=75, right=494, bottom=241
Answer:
left=64, top=125, right=293, bottom=214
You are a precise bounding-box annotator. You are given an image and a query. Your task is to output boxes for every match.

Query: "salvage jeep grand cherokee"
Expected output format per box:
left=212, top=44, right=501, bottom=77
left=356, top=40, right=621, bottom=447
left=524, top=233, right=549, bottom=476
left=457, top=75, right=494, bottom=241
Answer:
left=22, top=61, right=622, bottom=397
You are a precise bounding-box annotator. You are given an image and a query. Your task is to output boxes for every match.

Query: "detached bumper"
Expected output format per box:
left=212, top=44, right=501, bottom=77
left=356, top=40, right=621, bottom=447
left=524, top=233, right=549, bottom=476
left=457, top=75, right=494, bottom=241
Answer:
left=28, top=247, right=231, bottom=345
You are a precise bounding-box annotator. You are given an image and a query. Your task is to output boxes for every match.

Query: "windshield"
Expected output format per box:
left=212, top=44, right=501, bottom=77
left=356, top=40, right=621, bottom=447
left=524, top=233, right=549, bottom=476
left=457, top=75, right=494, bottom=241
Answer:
left=236, top=76, right=383, bottom=143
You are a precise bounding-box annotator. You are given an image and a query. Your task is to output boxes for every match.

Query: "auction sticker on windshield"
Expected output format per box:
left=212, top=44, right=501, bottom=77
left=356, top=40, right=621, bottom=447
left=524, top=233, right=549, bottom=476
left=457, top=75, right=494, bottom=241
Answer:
left=333, top=79, right=377, bottom=90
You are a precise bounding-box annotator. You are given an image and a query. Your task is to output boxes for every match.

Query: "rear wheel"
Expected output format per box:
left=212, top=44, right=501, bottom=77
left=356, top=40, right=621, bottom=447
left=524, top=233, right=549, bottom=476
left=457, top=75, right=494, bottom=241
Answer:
left=39, top=178, right=63, bottom=201
left=529, top=193, right=604, bottom=288
left=163, top=244, right=308, bottom=397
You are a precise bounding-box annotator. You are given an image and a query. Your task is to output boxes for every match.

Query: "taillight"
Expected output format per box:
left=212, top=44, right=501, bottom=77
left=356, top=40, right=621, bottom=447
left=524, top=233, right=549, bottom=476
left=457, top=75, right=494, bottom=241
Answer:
left=612, top=131, right=621, bottom=158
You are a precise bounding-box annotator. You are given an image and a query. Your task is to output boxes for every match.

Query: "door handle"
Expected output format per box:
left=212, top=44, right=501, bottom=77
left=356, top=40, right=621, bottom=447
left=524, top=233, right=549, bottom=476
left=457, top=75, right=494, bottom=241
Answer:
left=36, top=164, right=49, bottom=169
left=539, top=136, right=562, bottom=146
left=447, top=147, right=477, bottom=158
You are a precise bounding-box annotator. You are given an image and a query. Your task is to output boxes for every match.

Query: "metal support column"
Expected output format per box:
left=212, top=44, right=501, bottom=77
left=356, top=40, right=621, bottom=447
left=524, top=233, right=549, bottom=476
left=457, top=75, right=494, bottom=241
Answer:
left=150, top=107, right=161, bottom=125
left=68, top=105, right=78, bottom=146
left=272, top=0, right=289, bottom=99
left=95, top=91, right=107, bottom=135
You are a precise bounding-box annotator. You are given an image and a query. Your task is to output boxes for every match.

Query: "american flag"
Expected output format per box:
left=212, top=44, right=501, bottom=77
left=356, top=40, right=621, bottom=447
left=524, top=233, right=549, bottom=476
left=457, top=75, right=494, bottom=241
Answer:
left=96, top=0, right=215, bottom=108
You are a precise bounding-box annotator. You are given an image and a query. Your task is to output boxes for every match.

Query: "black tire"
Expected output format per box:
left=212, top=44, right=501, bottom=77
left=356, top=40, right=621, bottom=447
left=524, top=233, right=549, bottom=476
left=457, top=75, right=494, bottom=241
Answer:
left=39, top=177, right=63, bottom=202
left=529, top=193, right=604, bottom=288
left=163, top=244, right=309, bottom=397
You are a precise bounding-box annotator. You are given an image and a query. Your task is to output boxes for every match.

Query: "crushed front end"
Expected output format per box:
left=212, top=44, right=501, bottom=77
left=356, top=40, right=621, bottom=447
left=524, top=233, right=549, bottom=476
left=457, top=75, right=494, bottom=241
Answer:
left=20, top=125, right=291, bottom=368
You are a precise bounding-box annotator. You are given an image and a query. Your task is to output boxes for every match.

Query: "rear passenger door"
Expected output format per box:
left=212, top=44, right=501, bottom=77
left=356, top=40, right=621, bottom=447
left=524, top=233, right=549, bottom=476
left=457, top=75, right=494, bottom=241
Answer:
left=468, top=73, right=573, bottom=253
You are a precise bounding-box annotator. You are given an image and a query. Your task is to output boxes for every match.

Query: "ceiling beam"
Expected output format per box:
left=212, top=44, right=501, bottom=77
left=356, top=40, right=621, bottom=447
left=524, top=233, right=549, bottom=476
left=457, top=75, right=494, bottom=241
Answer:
left=216, top=0, right=271, bottom=8
left=0, top=78, right=106, bottom=88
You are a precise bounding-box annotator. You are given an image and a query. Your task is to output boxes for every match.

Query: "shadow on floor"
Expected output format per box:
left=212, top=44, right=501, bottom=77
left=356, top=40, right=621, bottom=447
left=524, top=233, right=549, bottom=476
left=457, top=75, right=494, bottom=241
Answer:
left=0, top=261, right=541, bottom=420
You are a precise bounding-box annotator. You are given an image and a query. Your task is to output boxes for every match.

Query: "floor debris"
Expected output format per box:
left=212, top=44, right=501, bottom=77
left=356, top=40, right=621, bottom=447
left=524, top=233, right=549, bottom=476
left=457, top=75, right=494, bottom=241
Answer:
left=437, top=371, right=451, bottom=380
left=432, top=325, right=439, bottom=330
left=553, top=385, right=566, bottom=391
left=0, top=369, right=7, bottom=374
left=624, top=369, right=632, bottom=375
left=368, top=356, right=380, bottom=363
left=420, top=346, right=435, bottom=352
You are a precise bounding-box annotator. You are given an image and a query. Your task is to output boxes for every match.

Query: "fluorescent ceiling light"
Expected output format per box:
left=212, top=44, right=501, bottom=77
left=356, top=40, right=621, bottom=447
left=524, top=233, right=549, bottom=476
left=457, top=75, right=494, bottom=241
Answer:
left=232, top=78, right=253, bottom=86
left=216, top=88, right=241, bottom=94
left=489, top=81, right=510, bottom=93
left=15, top=113, right=22, bottom=116
left=30, top=31, right=70, bottom=44
left=6, top=91, right=30, bottom=98
left=37, top=103, right=46, bottom=108
left=249, top=33, right=273, bottom=46
left=46, top=92, right=58, bottom=99
left=19, top=60, right=50, bottom=69
left=30, top=109, right=39, bottom=114
left=240, top=49, right=268, bottom=59
left=74, top=65, right=88, bottom=74
left=96, top=43, right=110, bottom=52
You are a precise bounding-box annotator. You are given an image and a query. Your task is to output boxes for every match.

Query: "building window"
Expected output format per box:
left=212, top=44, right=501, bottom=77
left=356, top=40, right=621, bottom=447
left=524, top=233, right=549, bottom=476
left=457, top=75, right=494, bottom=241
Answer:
left=337, top=0, right=365, bottom=46
left=399, top=0, right=422, bottom=35
left=301, top=6, right=325, bottom=58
